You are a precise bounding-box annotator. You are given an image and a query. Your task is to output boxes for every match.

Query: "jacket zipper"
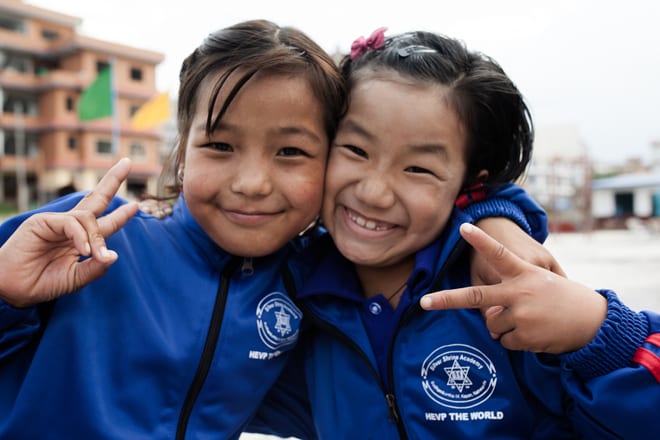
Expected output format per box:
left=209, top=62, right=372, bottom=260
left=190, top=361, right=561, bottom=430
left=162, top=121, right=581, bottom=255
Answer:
left=175, top=258, right=239, bottom=440
left=297, top=301, right=400, bottom=431
left=384, top=237, right=469, bottom=439
left=241, top=257, right=254, bottom=276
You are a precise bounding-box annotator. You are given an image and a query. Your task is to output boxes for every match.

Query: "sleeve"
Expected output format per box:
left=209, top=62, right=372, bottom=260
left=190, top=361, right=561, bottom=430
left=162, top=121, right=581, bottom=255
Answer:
left=0, top=301, right=41, bottom=359
left=457, top=182, right=548, bottom=243
left=0, top=192, right=128, bottom=357
left=557, top=290, right=660, bottom=438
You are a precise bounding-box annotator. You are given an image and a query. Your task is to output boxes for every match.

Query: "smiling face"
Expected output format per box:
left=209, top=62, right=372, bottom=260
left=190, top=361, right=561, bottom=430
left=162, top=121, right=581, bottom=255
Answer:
left=183, top=70, right=328, bottom=257
left=322, top=74, right=468, bottom=276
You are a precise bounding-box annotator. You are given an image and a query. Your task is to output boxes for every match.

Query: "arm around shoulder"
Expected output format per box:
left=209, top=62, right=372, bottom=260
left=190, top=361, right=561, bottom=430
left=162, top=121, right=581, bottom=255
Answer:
left=559, top=290, right=660, bottom=438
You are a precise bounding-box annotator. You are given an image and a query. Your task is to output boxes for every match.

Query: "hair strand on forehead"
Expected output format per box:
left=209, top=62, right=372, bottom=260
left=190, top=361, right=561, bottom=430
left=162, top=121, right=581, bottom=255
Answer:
left=340, top=29, right=533, bottom=188
left=156, top=19, right=346, bottom=199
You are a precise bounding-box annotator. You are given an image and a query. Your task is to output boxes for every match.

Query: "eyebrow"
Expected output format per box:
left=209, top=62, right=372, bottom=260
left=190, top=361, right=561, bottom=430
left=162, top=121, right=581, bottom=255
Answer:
left=340, top=119, right=449, bottom=159
left=338, top=119, right=377, bottom=142
left=408, top=144, right=449, bottom=159
left=195, top=121, right=323, bottom=144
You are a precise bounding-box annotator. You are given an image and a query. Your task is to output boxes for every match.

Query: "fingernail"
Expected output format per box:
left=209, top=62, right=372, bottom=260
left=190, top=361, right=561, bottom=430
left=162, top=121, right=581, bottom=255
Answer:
left=100, top=246, right=111, bottom=258
left=420, top=296, right=432, bottom=309
left=462, top=223, right=475, bottom=234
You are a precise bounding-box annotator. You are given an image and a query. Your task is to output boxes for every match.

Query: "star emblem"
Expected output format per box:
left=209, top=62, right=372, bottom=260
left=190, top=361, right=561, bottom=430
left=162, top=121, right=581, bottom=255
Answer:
left=444, top=359, right=472, bottom=392
left=273, top=307, right=291, bottom=336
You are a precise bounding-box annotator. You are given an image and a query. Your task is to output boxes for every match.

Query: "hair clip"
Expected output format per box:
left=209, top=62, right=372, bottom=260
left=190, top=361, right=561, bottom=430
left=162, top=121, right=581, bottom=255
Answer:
left=397, top=45, right=437, bottom=58
left=350, top=27, right=387, bottom=60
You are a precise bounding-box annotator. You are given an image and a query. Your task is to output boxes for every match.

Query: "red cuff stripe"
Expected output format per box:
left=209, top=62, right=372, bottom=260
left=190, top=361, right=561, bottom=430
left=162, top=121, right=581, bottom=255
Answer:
left=645, top=333, right=660, bottom=348
left=632, top=347, right=660, bottom=383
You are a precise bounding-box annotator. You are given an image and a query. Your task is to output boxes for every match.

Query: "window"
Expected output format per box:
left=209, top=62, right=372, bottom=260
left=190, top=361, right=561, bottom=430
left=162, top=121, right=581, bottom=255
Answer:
left=130, top=67, right=143, bottom=81
left=5, top=53, right=30, bottom=73
left=615, top=192, right=634, bottom=217
left=96, top=140, right=113, bottom=155
left=127, top=180, right=147, bottom=200
left=3, top=131, right=37, bottom=156
left=130, top=142, right=145, bottom=159
left=66, top=96, right=74, bottom=112
left=3, top=94, right=37, bottom=115
left=0, top=15, right=24, bottom=33
left=68, top=137, right=77, bottom=150
left=41, top=29, right=59, bottom=41
left=96, top=61, right=110, bottom=73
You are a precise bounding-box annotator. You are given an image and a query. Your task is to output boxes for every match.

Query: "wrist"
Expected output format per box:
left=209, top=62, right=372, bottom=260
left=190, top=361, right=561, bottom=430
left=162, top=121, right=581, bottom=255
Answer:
left=562, top=289, right=648, bottom=379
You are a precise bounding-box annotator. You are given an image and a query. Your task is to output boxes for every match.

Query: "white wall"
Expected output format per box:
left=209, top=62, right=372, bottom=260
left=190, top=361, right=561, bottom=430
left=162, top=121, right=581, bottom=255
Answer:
left=592, top=189, right=615, bottom=218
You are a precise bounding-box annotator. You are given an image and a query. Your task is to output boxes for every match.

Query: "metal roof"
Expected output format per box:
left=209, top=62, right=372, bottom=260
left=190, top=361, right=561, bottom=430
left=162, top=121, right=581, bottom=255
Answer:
left=592, top=173, right=660, bottom=190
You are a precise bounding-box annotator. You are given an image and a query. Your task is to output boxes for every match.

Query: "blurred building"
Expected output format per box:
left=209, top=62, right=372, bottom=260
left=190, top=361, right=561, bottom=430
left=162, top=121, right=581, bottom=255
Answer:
left=591, top=141, right=660, bottom=229
left=523, top=124, right=591, bottom=231
left=0, top=0, right=164, bottom=211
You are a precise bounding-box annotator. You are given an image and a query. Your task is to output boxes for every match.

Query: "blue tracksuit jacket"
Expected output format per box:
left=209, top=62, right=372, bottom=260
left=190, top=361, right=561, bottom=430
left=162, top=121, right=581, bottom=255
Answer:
left=254, top=202, right=660, bottom=439
left=0, top=193, right=313, bottom=439
left=0, top=184, right=544, bottom=439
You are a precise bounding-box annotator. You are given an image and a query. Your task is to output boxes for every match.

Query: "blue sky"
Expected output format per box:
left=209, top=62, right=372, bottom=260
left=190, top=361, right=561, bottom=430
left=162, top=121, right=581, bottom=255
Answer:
left=29, top=0, right=660, bottom=165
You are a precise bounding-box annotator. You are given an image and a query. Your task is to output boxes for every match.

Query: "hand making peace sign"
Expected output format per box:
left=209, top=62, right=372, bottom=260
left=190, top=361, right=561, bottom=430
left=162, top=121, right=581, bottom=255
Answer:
left=420, top=223, right=608, bottom=354
left=0, top=158, right=139, bottom=308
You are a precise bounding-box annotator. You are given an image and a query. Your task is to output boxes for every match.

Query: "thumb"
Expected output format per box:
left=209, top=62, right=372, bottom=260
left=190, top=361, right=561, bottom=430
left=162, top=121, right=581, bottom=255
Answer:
left=73, top=251, right=118, bottom=289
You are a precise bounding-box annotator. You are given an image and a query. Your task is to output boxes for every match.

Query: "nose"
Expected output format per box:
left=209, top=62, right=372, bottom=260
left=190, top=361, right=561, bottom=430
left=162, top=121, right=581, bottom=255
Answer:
left=229, top=156, right=273, bottom=197
left=354, top=171, right=395, bottom=209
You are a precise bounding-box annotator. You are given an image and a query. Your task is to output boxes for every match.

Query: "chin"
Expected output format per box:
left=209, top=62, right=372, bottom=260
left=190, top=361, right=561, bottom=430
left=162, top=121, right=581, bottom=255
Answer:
left=222, top=240, right=284, bottom=258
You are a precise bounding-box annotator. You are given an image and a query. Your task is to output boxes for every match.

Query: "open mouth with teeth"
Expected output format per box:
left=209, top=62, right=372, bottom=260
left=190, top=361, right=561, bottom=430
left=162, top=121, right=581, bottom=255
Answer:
left=345, top=207, right=395, bottom=231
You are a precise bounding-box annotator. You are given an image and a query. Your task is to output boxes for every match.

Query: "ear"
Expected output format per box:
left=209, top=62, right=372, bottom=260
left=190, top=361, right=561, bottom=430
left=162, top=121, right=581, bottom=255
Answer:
left=463, top=169, right=489, bottom=187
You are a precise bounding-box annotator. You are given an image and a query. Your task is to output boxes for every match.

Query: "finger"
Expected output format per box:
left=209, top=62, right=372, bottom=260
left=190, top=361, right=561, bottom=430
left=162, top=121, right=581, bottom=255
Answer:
left=420, top=284, right=511, bottom=311
left=548, top=259, right=567, bottom=278
left=484, top=306, right=515, bottom=336
left=68, top=210, right=116, bottom=263
left=96, top=202, right=139, bottom=237
left=75, top=157, right=132, bottom=215
left=459, top=223, right=524, bottom=279
left=483, top=305, right=505, bottom=339
left=73, top=252, right=118, bottom=289
left=33, top=213, right=93, bottom=256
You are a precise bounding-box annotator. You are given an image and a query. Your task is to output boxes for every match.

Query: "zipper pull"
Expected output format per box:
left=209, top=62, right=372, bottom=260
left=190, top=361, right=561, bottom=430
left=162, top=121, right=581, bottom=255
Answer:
left=241, top=257, right=254, bottom=276
left=385, top=393, right=400, bottom=423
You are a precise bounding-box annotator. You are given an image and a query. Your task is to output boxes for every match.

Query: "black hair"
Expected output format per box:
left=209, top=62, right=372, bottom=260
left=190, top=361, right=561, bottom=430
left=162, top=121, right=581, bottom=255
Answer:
left=159, top=19, right=346, bottom=196
left=340, top=30, right=533, bottom=186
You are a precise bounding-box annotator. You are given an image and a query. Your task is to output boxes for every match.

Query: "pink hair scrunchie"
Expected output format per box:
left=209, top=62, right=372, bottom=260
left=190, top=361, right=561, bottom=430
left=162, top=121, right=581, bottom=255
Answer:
left=350, top=27, right=387, bottom=60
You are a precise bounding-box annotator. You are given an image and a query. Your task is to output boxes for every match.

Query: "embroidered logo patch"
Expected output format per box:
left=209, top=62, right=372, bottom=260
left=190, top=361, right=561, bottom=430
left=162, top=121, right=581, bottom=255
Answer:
left=421, top=344, right=497, bottom=409
left=255, top=292, right=302, bottom=350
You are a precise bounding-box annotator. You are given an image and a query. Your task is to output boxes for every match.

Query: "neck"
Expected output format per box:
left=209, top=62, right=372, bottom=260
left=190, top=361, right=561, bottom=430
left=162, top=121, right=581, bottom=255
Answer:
left=355, top=257, right=415, bottom=307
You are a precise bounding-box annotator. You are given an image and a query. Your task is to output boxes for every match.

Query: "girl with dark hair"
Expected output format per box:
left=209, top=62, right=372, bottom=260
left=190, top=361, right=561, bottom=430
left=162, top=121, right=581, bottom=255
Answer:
left=0, top=20, right=553, bottom=439
left=253, top=28, right=660, bottom=439
left=0, top=19, right=343, bottom=439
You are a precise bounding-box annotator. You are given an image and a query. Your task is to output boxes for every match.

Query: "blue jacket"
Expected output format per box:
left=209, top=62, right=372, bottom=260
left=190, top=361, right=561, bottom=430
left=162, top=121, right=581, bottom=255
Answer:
left=0, top=184, right=546, bottom=439
left=0, top=193, right=313, bottom=440
left=256, top=201, right=660, bottom=439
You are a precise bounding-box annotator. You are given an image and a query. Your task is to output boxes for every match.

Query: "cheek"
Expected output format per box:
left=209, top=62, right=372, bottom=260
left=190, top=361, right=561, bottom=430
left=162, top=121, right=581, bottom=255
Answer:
left=288, top=165, right=325, bottom=211
left=410, top=187, right=460, bottom=234
left=184, top=168, right=221, bottom=199
left=320, top=160, right=348, bottom=226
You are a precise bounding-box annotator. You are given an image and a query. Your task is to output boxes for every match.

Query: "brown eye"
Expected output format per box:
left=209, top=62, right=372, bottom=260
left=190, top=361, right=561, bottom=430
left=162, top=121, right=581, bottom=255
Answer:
left=278, top=147, right=309, bottom=157
left=206, top=142, right=232, bottom=152
left=405, top=166, right=432, bottom=174
left=344, top=144, right=367, bottom=158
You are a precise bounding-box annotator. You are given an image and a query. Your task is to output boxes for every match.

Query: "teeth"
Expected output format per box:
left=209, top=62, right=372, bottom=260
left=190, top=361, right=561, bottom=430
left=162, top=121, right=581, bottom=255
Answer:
left=348, top=210, right=390, bottom=231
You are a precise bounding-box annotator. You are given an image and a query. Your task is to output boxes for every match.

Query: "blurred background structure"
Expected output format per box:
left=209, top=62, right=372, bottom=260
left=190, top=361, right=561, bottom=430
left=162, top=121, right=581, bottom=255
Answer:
left=1, top=0, right=660, bottom=234
left=0, top=0, right=168, bottom=214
